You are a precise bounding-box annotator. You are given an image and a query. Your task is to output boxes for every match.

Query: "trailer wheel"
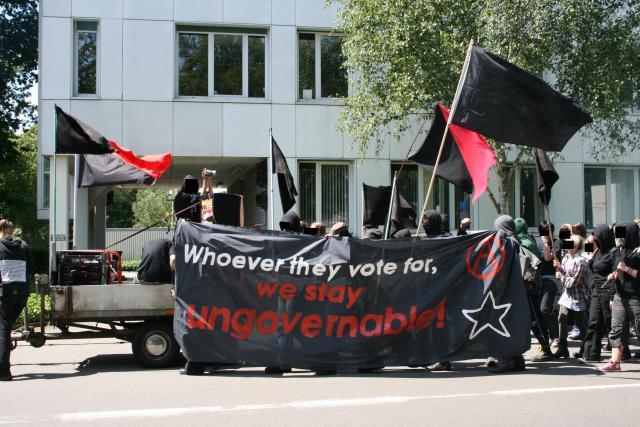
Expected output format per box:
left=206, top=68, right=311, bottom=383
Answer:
left=29, top=332, right=46, bottom=348
left=132, top=322, right=179, bottom=368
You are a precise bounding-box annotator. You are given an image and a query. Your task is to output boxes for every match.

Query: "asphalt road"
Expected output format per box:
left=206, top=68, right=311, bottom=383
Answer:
left=2, top=337, right=639, bottom=426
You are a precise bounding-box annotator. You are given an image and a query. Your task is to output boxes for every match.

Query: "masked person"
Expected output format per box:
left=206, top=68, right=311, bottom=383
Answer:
left=515, top=218, right=552, bottom=362
left=537, top=221, right=562, bottom=349
left=489, top=215, right=526, bottom=373
left=0, top=220, right=33, bottom=381
left=136, top=238, right=174, bottom=285
left=600, top=222, right=640, bottom=372
left=576, top=225, right=615, bottom=362
left=173, top=170, right=214, bottom=223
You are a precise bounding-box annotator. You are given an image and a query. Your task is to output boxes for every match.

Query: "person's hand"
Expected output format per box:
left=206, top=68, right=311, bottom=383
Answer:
left=555, top=271, right=563, bottom=279
left=617, top=261, right=627, bottom=271
left=609, top=300, right=613, bottom=310
left=553, top=259, right=561, bottom=269
left=607, top=272, right=618, bottom=281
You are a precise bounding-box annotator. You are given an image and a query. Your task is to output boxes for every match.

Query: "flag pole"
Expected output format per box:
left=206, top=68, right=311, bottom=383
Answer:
left=72, top=154, right=79, bottom=249
left=383, top=172, right=399, bottom=239
left=50, top=108, right=58, bottom=278
left=269, top=128, right=275, bottom=230
left=415, top=39, right=475, bottom=236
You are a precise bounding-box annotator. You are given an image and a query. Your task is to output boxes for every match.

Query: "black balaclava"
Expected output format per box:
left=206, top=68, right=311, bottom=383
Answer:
left=592, top=224, right=615, bottom=253
left=423, top=210, right=443, bottom=237
left=280, top=210, right=302, bottom=233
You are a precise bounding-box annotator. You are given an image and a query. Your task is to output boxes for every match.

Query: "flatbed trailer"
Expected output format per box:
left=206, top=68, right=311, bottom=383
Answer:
left=12, top=276, right=181, bottom=368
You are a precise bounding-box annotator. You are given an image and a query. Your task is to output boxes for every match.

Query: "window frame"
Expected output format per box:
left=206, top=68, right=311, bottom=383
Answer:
left=298, top=160, right=355, bottom=229
left=297, top=31, right=349, bottom=103
left=584, top=165, right=639, bottom=227
left=175, top=29, right=269, bottom=100
left=390, top=162, right=459, bottom=232
left=73, top=20, right=100, bottom=98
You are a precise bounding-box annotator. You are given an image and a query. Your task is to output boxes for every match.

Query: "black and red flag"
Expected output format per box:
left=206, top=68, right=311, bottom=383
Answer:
left=55, top=105, right=114, bottom=154
left=409, top=103, right=496, bottom=204
left=78, top=140, right=172, bottom=188
left=534, top=149, right=559, bottom=205
left=451, top=45, right=592, bottom=152
left=272, top=136, right=298, bottom=213
left=55, top=106, right=172, bottom=187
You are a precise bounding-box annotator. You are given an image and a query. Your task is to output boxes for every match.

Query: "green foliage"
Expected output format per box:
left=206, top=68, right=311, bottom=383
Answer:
left=132, top=188, right=173, bottom=228
left=17, top=293, right=52, bottom=325
left=0, top=1, right=38, bottom=161
left=0, top=126, right=49, bottom=272
left=333, top=0, right=640, bottom=211
left=106, top=189, right=139, bottom=228
left=121, top=259, right=140, bottom=271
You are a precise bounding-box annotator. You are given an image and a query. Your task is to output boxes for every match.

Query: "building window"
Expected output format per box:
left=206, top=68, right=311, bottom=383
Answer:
left=391, top=164, right=418, bottom=212
left=504, top=166, right=544, bottom=227
left=584, top=167, right=637, bottom=228
left=42, top=156, right=50, bottom=209
left=74, top=21, right=98, bottom=96
left=298, top=32, right=348, bottom=100
left=299, top=162, right=351, bottom=227
left=610, top=169, right=635, bottom=224
left=390, top=164, right=452, bottom=229
left=176, top=27, right=267, bottom=98
left=584, top=168, right=607, bottom=228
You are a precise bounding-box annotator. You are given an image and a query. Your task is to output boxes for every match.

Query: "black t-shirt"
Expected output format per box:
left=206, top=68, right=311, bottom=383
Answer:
left=611, top=247, right=640, bottom=298
left=137, top=238, right=173, bottom=283
left=537, top=238, right=562, bottom=277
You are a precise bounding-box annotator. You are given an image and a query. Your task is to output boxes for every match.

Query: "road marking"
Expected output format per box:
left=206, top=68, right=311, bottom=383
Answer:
left=5, top=382, right=634, bottom=423
left=491, top=383, right=640, bottom=395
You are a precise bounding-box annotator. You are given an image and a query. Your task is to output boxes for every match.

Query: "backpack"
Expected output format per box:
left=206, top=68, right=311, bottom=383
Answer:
left=519, top=245, right=541, bottom=284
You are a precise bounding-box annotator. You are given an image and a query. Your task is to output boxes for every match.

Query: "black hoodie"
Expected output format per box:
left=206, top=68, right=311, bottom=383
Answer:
left=590, top=224, right=615, bottom=294
left=611, top=222, right=640, bottom=298
left=279, top=210, right=301, bottom=233
left=422, top=210, right=443, bottom=237
left=173, top=175, right=202, bottom=222
left=0, top=237, right=33, bottom=297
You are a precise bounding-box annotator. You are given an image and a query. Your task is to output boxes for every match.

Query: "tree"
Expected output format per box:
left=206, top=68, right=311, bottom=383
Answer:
left=132, top=188, right=173, bottom=228
left=106, top=189, right=138, bottom=228
left=333, top=0, right=640, bottom=213
left=0, top=125, right=48, bottom=272
left=0, top=1, right=38, bottom=162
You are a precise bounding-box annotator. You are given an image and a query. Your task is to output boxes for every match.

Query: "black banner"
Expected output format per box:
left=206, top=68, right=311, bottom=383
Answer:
left=174, top=222, right=531, bottom=370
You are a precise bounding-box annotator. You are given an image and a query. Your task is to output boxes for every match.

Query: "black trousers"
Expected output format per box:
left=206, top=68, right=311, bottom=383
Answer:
left=0, top=295, right=28, bottom=373
left=558, top=306, right=587, bottom=347
left=540, top=276, right=559, bottom=340
left=581, top=292, right=612, bottom=359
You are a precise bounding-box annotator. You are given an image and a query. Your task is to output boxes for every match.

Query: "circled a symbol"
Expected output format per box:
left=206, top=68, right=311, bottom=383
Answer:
left=466, top=235, right=506, bottom=280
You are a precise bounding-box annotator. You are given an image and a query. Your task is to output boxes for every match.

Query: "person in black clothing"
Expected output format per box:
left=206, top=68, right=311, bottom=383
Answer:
left=173, top=170, right=214, bottom=223
left=0, top=219, right=33, bottom=381
left=536, top=221, right=562, bottom=350
left=136, top=238, right=174, bottom=284
left=600, top=222, right=640, bottom=372
left=576, top=224, right=615, bottom=361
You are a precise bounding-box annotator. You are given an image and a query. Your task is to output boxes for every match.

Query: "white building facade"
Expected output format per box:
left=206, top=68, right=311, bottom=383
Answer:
left=38, top=0, right=640, bottom=253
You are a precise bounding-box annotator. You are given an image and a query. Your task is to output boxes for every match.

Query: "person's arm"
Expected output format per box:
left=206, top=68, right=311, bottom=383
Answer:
left=565, top=259, right=588, bottom=288
left=541, top=237, right=555, bottom=261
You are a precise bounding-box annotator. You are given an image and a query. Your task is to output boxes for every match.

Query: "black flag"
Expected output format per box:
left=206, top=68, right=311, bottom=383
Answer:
left=363, top=184, right=417, bottom=234
left=271, top=136, right=298, bottom=213
left=55, top=105, right=114, bottom=154
left=451, top=46, right=592, bottom=152
left=534, top=149, right=559, bottom=205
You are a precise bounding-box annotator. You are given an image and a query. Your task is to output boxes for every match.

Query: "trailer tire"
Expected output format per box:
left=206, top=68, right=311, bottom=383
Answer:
left=29, top=332, right=46, bottom=348
left=132, top=322, right=179, bottom=368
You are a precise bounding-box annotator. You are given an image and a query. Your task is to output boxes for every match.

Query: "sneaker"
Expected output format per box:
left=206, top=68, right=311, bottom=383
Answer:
left=551, top=339, right=560, bottom=349
left=635, top=352, right=640, bottom=360
left=486, top=357, right=498, bottom=368
left=598, top=360, right=621, bottom=372
left=427, top=361, right=451, bottom=371
left=0, top=371, right=12, bottom=382
left=553, top=346, right=570, bottom=358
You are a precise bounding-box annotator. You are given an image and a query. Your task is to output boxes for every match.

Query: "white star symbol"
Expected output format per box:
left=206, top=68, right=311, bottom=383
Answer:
left=462, top=291, right=512, bottom=340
